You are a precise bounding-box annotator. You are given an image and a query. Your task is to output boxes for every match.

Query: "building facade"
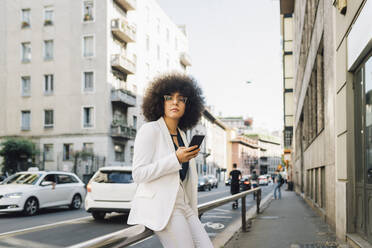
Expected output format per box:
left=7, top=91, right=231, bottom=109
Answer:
left=281, top=0, right=372, bottom=245
left=0, top=0, right=191, bottom=178
left=230, top=135, right=259, bottom=176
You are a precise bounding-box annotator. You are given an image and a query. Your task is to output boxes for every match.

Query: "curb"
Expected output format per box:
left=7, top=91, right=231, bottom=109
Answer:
left=212, top=190, right=274, bottom=248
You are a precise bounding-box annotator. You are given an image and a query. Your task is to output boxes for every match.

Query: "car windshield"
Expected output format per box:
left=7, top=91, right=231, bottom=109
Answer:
left=93, top=170, right=133, bottom=184
left=198, top=177, right=205, bottom=182
left=1, top=173, right=41, bottom=185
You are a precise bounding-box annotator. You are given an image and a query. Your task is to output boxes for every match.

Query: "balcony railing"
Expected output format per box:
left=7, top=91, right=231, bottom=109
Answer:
left=110, top=124, right=136, bottom=140
left=111, top=54, right=136, bottom=75
left=111, top=88, right=136, bottom=107
left=180, top=52, right=192, bottom=67
left=111, top=19, right=136, bottom=43
left=114, top=0, right=136, bottom=11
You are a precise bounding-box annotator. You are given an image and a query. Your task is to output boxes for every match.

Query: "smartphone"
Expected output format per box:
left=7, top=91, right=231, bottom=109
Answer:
left=189, top=135, right=205, bottom=151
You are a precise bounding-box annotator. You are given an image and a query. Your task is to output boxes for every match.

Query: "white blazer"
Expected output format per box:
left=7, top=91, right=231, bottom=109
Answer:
left=127, top=117, right=198, bottom=231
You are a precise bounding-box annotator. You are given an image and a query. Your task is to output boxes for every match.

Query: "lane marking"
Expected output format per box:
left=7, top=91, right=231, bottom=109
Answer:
left=198, top=190, right=229, bottom=199
left=0, top=216, right=92, bottom=238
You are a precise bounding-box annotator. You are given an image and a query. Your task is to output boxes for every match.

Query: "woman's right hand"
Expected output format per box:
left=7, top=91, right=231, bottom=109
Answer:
left=176, top=146, right=200, bottom=163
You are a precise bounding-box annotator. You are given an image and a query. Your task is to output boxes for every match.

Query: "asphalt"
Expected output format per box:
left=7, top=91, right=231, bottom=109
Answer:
left=224, top=189, right=345, bottom=248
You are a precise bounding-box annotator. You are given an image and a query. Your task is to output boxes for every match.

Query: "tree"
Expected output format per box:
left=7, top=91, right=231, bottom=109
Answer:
left=0, top=138, right=37, bottom=174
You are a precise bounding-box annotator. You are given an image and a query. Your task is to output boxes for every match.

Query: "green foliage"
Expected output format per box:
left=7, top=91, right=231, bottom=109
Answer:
left=0, top=138, right=37, bottom=174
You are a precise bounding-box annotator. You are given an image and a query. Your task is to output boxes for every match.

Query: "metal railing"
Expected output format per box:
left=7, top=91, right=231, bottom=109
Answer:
left=69, top=187, right=262, bottom=248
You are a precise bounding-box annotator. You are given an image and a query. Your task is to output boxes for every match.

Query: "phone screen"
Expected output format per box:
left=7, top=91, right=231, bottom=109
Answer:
left=189, top=135, right=205, bottom=151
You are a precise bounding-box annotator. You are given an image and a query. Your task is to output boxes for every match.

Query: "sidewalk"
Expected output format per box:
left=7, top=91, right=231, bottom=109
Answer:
left=224, top=189, right=344, bottom=248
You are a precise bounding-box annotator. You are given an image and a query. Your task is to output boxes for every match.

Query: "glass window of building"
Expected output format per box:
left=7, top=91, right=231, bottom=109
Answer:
left=44, top=74, right=54, bottom=94
left=44, top=40, right=53, bottom=60
left=44, top=110, right=54, bottom=128
left=83, top=36, right=94, bottom=57
left=115, top=144, right=125, bottom=162
left=21, top=111, right=31, bottom=131
left=21, top=9, right=30, bottom=28
left=44, top=144, right=54, bottom=161
left=21, top=76, right=31, bottom=96
left=83, top=107, right=94, bottom=128
left=83, top=143, right=94, bottom=153
left=44, top=7, right=54, bottom=26
left=83, top=0, right=94, bottom=22
left=84, top=71, right=94, bottom=92
left=63, top=144, right=73, bottom=161
left=21, top=42, right=31, bottom=62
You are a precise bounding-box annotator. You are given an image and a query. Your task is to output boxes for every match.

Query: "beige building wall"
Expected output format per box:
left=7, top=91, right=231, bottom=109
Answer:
left=291, top=0, right=336, bottom=230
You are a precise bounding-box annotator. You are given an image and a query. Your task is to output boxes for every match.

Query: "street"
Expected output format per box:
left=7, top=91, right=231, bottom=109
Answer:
left=0, top=184, right=274, bottom=248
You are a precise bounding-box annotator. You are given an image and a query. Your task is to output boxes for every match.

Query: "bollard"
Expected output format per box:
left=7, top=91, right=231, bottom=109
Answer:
left=241, top=195, right=246, bottom=232
left=256, top=188, right=261, bottom=214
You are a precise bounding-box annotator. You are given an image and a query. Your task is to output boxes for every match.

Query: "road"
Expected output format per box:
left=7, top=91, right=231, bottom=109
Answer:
left=0, top=184, right=274, bottom=248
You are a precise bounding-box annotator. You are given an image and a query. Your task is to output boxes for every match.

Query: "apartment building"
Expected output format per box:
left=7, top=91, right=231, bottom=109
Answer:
left=230, top=135, right=259, bottom=176
left=0, top=0, right=191, bottom=176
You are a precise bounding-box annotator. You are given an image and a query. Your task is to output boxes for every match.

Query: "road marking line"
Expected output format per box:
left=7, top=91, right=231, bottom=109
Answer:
left=0, top=216, right=92, bottom=238
left=201, top=215, right=233, bottom=219
left=198, top=190, right=229, bottom=199
left=128, top=236, right=154, bottom=247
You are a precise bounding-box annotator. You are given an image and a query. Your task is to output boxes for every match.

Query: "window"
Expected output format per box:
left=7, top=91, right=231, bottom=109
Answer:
left=83, top=36, right=94, bottom=57
left=83, top=71, right=94, bottom=92
left=57, top=174, right=77, bottom=184
left=146, top=35, right=150, bottom=51
left=83, top=143, right=94, bottom=153
left=83, top=107, right=94, bottom=128
left=21, top=111, right=31, bottom=130
left=44, top=110, right=54, bottom=128
left=130, top=146, right=134, bottom=162
left=63, top=144, right=73, bottom=161
left=157, top=18, right=160, bottom=34
left=83, top=1, right=94, bottom=22
left=44, top=144, right=54, bottom=161
left=21, top=76, right=31, bottom=96
left=157, top=45, right=160, bottom=60
left=44, top=74, right=54, bottom=94
left=92, top=170, right=133, bottom=184
left=44, top=40, right=53, bottom=60
left=44, top=7, right=53, bottom=26
left=114, top=144, right=125, bottom=162
left=21, top=9, right=30, bottom=28
left=133, top=115, right=137, bottom=128
left=21, top=42, right=31, bottom=62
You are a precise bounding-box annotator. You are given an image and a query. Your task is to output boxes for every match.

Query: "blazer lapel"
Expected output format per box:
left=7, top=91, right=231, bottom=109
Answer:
left=157, top=117, right=176, bottom=152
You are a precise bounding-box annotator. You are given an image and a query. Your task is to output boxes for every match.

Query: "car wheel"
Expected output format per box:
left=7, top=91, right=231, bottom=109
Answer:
left=208, top=185, right=211, bottom=191
left=70, top=194, right=82, bottom=210
left=92, top=211, right=106, bottom=220
left=23, top=197, right=39, bottom=216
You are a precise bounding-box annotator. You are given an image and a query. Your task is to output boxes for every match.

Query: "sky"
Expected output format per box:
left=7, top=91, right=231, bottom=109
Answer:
left=156, top=0, right=283, bottom=132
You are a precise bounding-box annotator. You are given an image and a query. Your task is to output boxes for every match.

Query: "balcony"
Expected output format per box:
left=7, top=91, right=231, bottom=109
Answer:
left=180, top=52, right=192, bottom=67
left=111, top=88, right=136, bottom=107
left=111, top=19, right=136, bottom=43
left=111, top=54, right=136, bottom=75
left=114, top=0, right=136, bottom=11
left=111, top=124, right=136, bottom=140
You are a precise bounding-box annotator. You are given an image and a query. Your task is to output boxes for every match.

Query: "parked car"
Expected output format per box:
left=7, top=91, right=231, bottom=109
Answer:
left=240, top=176, right=251, bottom=191
left=0, top=169, right=85, bottom=216
left=258, top=175, right=269, bottom=186
left=198, top=176, right=212, bottom=191
left=207, top=175, right=218, bottom=188
left=225, top=178, right=231, bottom=186
left=85, top=166, right=136, bottom=220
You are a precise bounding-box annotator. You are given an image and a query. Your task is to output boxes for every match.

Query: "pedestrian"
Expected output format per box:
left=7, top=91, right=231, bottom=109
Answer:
left=274, top=169, right=283, bottom=200
left=251, top=170, right=258, bottom=200
left=127, top=73, right=213, bottom=248
left=229, top=163, right=242, bottom=209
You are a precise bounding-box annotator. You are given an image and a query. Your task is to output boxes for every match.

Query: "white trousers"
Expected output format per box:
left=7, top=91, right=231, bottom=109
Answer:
left=155, top=183, right=213, bottom=248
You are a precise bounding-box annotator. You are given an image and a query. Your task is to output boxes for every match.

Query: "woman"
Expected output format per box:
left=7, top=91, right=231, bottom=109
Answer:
left=127, top=73, right=213, bottom=248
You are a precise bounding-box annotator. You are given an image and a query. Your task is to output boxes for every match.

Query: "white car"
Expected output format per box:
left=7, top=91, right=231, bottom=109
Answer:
left=85, top=166, right=137, bottom=220
left=0, top=169, right=86, bottom=216
left=258, top=175, right=269, bottom=186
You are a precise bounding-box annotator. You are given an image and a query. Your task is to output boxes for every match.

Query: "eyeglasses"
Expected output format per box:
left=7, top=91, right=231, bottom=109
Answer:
left=163, top=95, right=188, bottom=104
